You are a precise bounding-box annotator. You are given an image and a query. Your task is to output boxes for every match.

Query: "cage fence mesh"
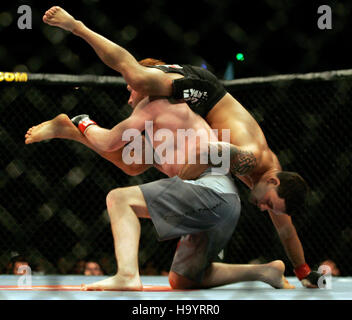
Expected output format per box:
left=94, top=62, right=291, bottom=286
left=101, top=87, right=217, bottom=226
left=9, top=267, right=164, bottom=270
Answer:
left=0, top=70, right=351, bottom=276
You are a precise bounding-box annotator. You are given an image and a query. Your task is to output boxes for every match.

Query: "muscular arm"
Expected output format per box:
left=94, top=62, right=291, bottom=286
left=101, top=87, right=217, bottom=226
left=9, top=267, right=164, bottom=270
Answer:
left=82, top=97, right=152, bottom=153
left=208, top=142, right=257, bottom=176
left=178, top=142, right=257, bottom=179
left=84, top=114, right=147, bottom=153
left=268, top=211, right=306, bottom=268
left=99, top=146, right=152, bottom=176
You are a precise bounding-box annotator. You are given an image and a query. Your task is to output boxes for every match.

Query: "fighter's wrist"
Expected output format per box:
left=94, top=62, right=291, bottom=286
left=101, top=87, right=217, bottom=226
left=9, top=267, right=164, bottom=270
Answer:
left=294, top=263, right=311, bottom=280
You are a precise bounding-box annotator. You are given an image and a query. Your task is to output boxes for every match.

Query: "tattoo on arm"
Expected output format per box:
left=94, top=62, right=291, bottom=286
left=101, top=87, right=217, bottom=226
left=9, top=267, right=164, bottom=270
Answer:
left=209, top=143, right=257, bottom=175
left=229, top=146, right=257, bottom=175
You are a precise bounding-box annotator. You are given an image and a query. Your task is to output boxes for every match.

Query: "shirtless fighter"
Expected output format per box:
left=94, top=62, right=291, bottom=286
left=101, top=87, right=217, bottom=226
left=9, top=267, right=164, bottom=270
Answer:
left=39, top=6, right=320, bottom=287
left=25, top=101, right=294, bottom=291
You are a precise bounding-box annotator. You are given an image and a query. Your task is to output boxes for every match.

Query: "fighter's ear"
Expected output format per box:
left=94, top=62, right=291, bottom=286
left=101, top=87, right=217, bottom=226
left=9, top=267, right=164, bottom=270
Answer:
left=267, top=176, right=280, bottom=186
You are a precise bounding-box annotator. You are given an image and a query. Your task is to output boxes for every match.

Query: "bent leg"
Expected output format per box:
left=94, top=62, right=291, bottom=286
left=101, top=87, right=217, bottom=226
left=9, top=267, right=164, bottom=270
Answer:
left=83, top=185, right=149, bottom=291
left=169, top=261, right=295, bottom=290
left=169, top=271, right=198, bottom=289
left=201, top=260, right=295, bottom=289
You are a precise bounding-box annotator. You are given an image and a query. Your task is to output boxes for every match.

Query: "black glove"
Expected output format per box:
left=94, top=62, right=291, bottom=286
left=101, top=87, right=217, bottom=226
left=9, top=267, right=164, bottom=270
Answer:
left=301, top=270, right=325, bottom=288
left=71, top=114, right=97, bottom=134
left=294, top=263, right=324, bottom=288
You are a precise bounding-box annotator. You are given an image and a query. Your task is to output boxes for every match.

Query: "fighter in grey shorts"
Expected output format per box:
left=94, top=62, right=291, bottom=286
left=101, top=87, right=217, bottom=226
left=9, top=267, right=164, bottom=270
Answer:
left=140, top=170, right=240, bottom=282
left=25, top=105, right=292, bottom=290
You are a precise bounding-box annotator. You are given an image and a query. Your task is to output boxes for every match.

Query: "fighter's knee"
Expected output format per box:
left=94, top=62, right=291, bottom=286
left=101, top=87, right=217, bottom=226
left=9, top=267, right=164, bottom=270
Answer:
left=168, top=271, right=198, bottom=289
left=106, top=188, right=127, bottom=208
left=168, top=271, right=182, bottom=289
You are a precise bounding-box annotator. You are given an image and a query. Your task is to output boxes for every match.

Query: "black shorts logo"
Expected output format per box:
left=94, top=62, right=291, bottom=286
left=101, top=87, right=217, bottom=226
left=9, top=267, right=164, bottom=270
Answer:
left=183, top=88, right=208, bottom=104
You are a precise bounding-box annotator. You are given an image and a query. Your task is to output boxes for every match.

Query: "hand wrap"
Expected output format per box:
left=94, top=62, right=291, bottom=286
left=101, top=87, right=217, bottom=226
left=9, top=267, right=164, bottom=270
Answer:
left=294, top=263, right=323, bottom=286
left=71, top=114, right=97, bottom=134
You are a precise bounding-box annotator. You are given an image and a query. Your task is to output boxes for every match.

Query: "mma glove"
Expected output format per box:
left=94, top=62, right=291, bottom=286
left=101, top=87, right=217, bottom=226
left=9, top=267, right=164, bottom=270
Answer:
left=294, top=263, right=323, bottom=288
left=71, top=114, right=97, bottom=134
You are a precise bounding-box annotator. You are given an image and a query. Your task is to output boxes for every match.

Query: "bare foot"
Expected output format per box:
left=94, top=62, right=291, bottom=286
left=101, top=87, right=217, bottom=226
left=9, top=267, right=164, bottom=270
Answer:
left=82, top=274, right=143, bottom=291
left=25, top=114, right=81, bottom=144
left=261, top=260, right=295, bottom=289
left=42, top=6, right=78, bottom=32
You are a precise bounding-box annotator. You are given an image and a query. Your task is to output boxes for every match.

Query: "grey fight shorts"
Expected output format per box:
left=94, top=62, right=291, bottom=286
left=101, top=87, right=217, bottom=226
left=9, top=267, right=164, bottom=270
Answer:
left=139, top=174, right=241, bottom=283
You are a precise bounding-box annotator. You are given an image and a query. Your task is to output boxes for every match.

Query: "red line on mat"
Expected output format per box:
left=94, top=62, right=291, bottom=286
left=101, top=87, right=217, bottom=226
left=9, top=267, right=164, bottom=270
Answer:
left=0, top=285, right=189, bottom=292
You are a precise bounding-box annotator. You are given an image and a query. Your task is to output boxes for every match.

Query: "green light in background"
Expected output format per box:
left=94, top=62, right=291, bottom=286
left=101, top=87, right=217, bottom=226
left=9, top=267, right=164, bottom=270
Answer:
left=236, top=53, right=244, bottom=61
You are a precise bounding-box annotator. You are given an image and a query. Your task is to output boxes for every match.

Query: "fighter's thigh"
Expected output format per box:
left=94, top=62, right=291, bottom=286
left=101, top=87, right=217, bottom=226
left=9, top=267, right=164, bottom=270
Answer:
left=107, top=185, right=150, bottom=218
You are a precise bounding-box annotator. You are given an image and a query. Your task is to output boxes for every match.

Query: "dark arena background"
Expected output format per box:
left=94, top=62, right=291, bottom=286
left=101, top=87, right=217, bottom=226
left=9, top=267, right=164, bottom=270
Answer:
left=0, top=0, right=351, bottom=302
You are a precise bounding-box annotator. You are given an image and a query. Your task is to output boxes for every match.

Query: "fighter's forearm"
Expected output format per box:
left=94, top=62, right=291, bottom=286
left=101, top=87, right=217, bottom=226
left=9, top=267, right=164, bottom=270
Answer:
left=84, top=125, right=127, bottom=153
left=98, top=147, right=149, bottom=176
left=72, top=21, right=139, bottom=75
left=80, top=128, right=152, bottom=176
left=280, top=233, right=306, bottom=268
